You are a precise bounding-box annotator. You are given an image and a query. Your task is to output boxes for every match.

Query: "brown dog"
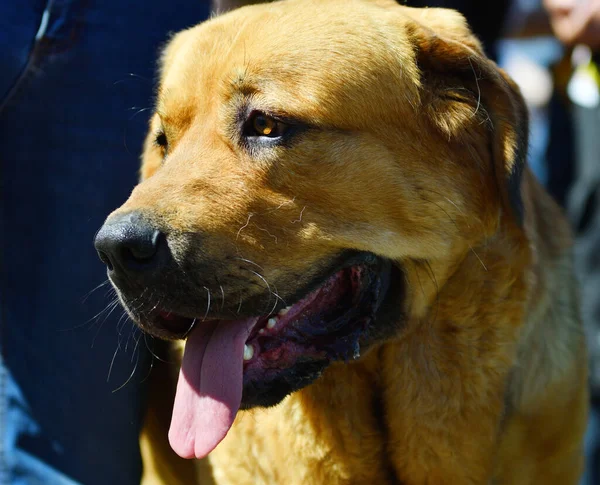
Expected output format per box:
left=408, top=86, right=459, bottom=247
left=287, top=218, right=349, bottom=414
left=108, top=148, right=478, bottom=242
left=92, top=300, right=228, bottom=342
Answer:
left=94, top=0, right=589, bottom=483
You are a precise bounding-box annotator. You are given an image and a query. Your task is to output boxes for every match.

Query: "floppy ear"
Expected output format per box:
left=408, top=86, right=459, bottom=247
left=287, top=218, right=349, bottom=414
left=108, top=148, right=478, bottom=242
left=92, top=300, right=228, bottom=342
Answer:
left=404, top=8, right=528, bottom=226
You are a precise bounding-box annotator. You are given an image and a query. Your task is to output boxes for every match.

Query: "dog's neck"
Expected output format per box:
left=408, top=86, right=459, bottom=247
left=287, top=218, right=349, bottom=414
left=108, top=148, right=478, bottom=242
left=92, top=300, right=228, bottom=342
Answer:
left=225, top=226, right=532, bottom=484
left=276, top=202, right=537, bottom=483
left=212, top=171, right=583, bottom=484
left=284, top=172, right=583, bottom=484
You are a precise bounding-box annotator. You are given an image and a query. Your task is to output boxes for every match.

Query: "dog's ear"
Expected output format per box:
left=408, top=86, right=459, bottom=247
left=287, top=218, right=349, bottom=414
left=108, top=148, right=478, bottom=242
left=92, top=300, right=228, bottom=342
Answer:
left=404, top=8, right=528, bottom=226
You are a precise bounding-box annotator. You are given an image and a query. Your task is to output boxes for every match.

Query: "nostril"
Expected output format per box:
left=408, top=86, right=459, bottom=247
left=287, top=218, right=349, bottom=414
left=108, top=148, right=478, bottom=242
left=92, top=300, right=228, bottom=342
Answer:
left=94, top=213, right=166, bottom=274
left=97, top=250, right=114, bottom=271
left=118, top=233, right=162, bottom=270
left=124, top=229, right=161, bottom=262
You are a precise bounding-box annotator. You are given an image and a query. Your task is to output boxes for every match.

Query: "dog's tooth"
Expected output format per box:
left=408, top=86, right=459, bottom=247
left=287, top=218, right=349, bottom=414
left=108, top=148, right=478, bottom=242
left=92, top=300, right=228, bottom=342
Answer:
left=259, top=328, right=265, bottom=335
left=267, top=317, right=277, bottom=329
left=243, top=344, right=254, bottom=361
left=278, top=306, right=291, bottom=316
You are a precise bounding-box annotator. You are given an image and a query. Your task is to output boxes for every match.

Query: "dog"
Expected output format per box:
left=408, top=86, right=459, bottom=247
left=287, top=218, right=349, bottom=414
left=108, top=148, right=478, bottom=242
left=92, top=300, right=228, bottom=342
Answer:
left=94, top=0, right=589, bottom=483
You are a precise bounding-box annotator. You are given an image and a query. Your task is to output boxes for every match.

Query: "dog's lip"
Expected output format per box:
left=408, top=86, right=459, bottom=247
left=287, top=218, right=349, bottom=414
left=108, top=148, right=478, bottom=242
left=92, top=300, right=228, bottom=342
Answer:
left=151, top=253, right=387, bottom=342
left=155, top=256, right=390, bottom=377
left=147, top=252, right=384, bottom=339
left=151, top=264, right=355, bottom=347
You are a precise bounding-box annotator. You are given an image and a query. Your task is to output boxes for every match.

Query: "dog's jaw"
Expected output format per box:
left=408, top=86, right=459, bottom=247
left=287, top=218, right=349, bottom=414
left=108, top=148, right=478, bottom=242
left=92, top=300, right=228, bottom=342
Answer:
left=164, top=256, right=393, bottom=459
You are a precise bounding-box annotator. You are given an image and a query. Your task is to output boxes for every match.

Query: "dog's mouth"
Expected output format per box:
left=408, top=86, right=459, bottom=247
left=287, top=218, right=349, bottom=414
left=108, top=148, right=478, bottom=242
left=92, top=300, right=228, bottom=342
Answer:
left=162, top=255, right=392, bottom=460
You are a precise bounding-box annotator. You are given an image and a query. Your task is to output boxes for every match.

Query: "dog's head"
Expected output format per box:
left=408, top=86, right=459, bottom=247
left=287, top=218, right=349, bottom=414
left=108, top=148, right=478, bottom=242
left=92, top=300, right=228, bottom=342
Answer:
left=95, top=0, right=528, bottom=459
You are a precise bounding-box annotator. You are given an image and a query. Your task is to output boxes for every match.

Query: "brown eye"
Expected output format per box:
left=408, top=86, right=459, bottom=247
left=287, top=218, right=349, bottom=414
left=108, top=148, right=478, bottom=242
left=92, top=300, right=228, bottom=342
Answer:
left=155, top=131, right=168, bottom=149
left=253, top=114, right=275, bottom=136
left=246, top=111, right=288, bottom=138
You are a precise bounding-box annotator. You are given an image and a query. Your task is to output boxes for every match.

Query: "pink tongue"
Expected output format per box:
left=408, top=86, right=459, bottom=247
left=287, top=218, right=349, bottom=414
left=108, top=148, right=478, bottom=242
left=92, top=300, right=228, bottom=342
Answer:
left=169, top=317, right=257, bottom=459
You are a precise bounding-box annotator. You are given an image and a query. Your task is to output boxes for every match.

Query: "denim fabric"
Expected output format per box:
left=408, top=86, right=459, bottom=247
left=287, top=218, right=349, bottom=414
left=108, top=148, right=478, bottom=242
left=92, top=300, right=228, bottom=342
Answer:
left=0, top=1, right=210, bottom=483
left=545, top=74, right=600, bottom=485
left=569, top=103, right=600, bottom=485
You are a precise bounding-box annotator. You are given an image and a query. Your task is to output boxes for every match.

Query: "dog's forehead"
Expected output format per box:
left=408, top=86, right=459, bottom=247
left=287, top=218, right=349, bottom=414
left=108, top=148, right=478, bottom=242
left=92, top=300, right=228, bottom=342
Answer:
left=157, top=0, right=421, bottom=126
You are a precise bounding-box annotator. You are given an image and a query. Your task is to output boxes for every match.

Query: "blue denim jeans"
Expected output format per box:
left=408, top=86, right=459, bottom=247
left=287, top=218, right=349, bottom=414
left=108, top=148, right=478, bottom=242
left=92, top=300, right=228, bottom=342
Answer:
left=0, top=1, right=210, bottom=483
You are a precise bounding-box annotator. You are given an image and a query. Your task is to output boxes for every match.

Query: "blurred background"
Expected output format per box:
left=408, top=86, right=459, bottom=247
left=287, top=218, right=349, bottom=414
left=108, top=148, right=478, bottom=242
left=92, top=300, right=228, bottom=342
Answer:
left=496, top=2, right=600, bottom=483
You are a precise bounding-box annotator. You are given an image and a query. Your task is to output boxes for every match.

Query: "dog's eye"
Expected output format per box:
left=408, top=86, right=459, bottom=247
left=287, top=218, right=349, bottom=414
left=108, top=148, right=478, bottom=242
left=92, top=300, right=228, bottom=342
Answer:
left=155, top=131, right=168, bottom=149
left=245, top=112, right=288, bottom=138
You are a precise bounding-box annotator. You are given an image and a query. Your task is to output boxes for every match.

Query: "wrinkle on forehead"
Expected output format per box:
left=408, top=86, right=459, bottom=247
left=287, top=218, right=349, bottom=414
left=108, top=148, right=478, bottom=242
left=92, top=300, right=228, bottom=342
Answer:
left=157, top=0, right=422, bottom=129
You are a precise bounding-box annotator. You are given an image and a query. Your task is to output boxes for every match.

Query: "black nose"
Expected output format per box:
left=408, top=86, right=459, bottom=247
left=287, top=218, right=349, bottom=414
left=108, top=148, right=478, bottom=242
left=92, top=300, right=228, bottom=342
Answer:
left=94, top=212, right=165, bottom=275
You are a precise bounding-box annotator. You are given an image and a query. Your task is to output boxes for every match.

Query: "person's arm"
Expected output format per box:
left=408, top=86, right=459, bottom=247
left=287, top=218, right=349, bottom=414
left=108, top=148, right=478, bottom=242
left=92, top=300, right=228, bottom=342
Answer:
left=544, top=0, right=600, bottom=49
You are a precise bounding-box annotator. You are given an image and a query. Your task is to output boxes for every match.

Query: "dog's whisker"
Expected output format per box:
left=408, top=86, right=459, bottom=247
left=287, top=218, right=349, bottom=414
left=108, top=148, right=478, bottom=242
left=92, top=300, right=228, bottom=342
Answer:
left=124, top=323, right=136, bottom=353
left=81, top=279, right=111, bottom=303
left=443, top=196, right=467, bottom=218
left=267, top=293, right=279, bottom=316
left=90, top=299, right=122, bottom=346
left=265, top=285, right=286, bottom=315
left=140, top=352, right=155, bottom=384
left=131, top=329, right=142, bottom=363
left=128, top=106, right=152, bottom=121
left=116, top=312, right=131, bottom=349
left=219, top=285, right=226, bottom=311
left=117, top=308, right=131, bottom=330
left=58, top=295, right=119, bottom=332
left=117, top=310, right=129, bottom=326
left=272, top=292, right=286, bottom=306
left=131, top=294, right=150, bottom=315
left=235, top=257, right=265, bottom=272
left=202, top=287, right=211, bottom=321
left=112, top=345, right=141, bottom=393
left=90, top=297, right=120, bottom=321
left=182, top=318, right=198, bottom=339
left=107, top=343, right=121, bottom=383
left=469, top=247, right=488, bottom=272
left=419, top=196, right=459, bottom=228
left=129, top=287, right=148, bottom=307
left=416, top=189, right=486, bottom=271
left=148, top=297, right=163, bottom=314
left=116, top=311, right=130, bottom=352
left=113, top=72, right=151, bottom=85
left=247, top=269, right=272, bottom=294
left=248, top=270, right=285, bottom=314
left=143, top=333, right=169, bottom=363
left=420, top=195, right=487, bottom=272
left=411, top=185, right=466, bottom=221
left=234, top=262, right=286, bottom=313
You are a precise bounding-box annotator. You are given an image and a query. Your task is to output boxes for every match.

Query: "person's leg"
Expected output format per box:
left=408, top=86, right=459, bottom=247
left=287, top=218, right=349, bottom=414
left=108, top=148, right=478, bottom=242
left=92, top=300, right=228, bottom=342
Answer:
left=0, top=1, right=210, bottom=483
left=566, top=102, right=600, bottom=485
